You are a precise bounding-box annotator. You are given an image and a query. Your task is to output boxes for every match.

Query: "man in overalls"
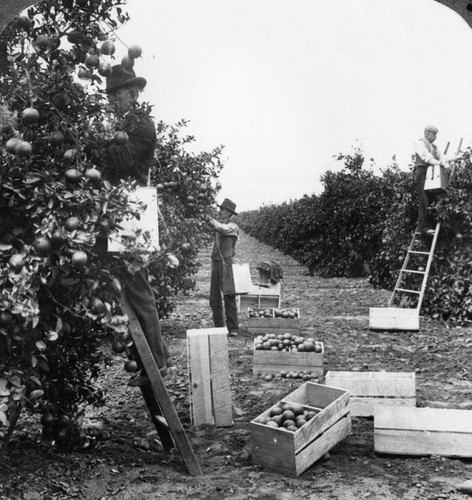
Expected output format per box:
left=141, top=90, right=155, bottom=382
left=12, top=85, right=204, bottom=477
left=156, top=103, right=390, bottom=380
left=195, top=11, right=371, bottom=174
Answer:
left=208, top=198, right=240, bottom=337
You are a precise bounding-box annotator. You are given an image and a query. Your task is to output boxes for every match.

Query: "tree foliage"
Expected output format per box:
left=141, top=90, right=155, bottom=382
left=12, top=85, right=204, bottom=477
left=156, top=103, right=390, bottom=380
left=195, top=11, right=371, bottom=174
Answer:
left=0, top=0, right=222, bottom=447
left=238, top=148, right=472, bottom=325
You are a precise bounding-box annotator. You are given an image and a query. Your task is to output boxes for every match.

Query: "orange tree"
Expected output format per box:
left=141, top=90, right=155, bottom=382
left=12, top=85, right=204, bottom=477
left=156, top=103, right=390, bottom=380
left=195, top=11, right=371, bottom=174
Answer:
left=238, top=150, right=400, bottom=277
left=239, top=146, right=472, bottom=324
left=0, top=0, right=222, bottom=448
left=366, top=154, right=472, bottom=324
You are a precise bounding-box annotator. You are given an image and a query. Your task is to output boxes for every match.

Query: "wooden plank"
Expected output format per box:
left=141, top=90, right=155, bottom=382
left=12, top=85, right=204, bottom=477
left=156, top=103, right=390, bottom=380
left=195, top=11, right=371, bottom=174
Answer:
left=375, top=429, right=472, bottom=458
left=292, top=393, right=350, bottom=453
left=283, top=382, right=346, bottom=410
left=251, top=422, right=296, bottom=475
left=208, top=332, right=233, bottom=427
left=139, top=384, right=174, bottom=451
left=254, top=350, right=323, bottom=365
left=294, top=415, right=351, bottom=476
left=187, top=331, right=214, bottom=426
left=253, top=363, right=323, bottom=377
left=350, top=397, right=416, bottom=417
left=374, top=406, right=472, bottom=458
left=325, top=371, right=416, bottom=418
left=375, top=406, right=472, bottom=432
left=249, top=327, right=300, bottom=335
left=121, top=296, right=203, bottom=477
left=369, top=307, right=419, bottom=331
left=248, top=317, right=300, bottom=329
left=325, top=371, right=416, bottom=397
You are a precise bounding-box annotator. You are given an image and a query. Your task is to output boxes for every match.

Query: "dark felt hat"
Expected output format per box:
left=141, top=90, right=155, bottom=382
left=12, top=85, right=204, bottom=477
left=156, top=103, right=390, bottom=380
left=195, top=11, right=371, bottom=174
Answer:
left=219, top=198, right=237, bottom=215
left=106, top=65, right=147, bottom=93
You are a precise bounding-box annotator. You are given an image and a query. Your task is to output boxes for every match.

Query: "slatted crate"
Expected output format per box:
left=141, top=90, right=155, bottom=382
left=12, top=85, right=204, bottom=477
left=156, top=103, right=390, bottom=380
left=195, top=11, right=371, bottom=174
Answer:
left=186, top=327, right=233, bottom=427
left=250, top=382, right=351, bottom=476
left=253, top=338, right=324, bottom=377
left=374, top=406, right=472, bottom=458
left=325, top=371, right=416, bottom=417
left=247, top=307, right=300, bottom=335
left=238, top=283, right=281, bottom=311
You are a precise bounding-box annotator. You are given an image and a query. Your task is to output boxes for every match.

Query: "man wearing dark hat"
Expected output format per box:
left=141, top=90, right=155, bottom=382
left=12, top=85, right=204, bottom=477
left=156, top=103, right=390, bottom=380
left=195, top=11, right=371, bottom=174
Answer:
left=103, top=65, right=154, bottom=186
left=100, top=65, right=171, bottom=384
left=208, top=198, right=240, bottom=336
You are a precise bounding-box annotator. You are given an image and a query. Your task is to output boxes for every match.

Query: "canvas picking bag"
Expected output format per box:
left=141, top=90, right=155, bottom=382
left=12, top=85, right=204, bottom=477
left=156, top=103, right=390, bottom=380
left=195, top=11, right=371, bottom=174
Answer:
left=222, top=262, right=252, bottom=296
left=424, top=164, right=449, bottom=194
left=107, top=186, right=160, bottom=253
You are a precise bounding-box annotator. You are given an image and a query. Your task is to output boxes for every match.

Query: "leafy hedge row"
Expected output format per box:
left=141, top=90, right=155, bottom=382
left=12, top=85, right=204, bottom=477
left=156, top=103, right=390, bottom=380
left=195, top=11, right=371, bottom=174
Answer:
left=238, top=149, right=472, bottom=324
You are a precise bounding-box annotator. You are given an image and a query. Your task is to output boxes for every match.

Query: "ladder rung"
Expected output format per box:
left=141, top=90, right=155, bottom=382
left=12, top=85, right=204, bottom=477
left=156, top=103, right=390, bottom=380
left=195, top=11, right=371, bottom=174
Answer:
left=401, top=269, right=426, bottom=275
left=409, top=250, right=430, bottom=255
left=395, top=288, right=421, bottom=294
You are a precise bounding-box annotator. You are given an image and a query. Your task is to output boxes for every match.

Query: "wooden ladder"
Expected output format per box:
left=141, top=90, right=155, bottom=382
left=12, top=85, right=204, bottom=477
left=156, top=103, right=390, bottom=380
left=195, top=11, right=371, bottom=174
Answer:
left=120, top=295, right=203, bottom=477
left=388, top=222, right=441, bottom=311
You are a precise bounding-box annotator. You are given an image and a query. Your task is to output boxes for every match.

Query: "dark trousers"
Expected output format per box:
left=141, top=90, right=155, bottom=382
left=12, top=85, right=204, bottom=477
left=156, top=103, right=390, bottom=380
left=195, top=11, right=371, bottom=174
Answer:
left=123, top=267, right=171, bottom=371
left=416, top=165, right=433, bottom=231
left=209, top=260, right=239, bottom=333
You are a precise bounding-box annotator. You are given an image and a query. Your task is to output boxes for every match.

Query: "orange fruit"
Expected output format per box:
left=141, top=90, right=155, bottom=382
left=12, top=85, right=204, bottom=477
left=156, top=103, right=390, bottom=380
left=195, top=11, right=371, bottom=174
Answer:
left=85, top=168, right=101, bottom=181
left=71, top=250, right=87, bottom=267
left=8, top=254, right=24, bottom=270
left=34, top=236, right=51, bottom=254
left=0, top=311, right=13, bottom=326
left=128, top=45, right=142, bottom=59
left=100, top=40, right=115, bottom=56
left=85, top=54, right=100, bottom=68
left=22, top=107, right=40, bottom=123
left=65, top=216, right=80, bottom=231
left=124, top=360, right=138, bottom=373
left=112, top=340, right=126, bottom=354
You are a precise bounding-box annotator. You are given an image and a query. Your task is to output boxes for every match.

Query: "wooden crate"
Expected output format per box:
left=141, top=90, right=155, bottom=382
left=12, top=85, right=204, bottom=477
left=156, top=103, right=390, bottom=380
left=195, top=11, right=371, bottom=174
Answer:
left=238, top=283, right=281, bottom=311
left=186, top=327, right=233, bottom=427
left=253, top=340, right=324, bottom=377
left=374, top=406, right=472, bottom=458
left=325, top=371, right=416, bottom=417
left=247, top=307, right=300, bottom=334
left=250, top=382, right=351, bottom=476
left=369, top=307, right=419, bottom=331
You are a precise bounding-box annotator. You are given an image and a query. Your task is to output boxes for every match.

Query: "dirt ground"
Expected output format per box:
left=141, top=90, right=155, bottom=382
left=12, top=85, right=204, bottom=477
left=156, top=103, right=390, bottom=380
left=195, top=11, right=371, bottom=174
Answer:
left=1, top=231, right=472, bottom=500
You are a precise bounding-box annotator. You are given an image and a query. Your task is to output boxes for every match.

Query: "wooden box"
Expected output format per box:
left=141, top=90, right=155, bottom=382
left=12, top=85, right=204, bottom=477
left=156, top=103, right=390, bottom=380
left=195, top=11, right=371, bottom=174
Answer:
left=186, top=327, right=232, bottom=427
left=369, top=307, right=419, bottom=331
left=253, top=339, right=324, bottom=377
left=250, top=382, right=351, bottom=476
left=325, top=371, right=416, bottom=417
left=374, top=406, right=472, bottom=458
left=247, top=307, right=300, bottom=334
left=238, top=283, right=281, bottom=311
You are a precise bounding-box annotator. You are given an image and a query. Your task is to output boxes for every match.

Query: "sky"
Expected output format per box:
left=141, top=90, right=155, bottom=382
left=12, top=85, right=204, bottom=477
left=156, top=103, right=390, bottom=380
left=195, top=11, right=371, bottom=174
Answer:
left=21, top=0, right=472, bottom=211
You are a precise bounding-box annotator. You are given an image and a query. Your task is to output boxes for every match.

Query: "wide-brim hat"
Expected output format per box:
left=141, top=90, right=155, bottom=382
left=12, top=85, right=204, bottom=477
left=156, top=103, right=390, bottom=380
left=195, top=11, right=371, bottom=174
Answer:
left=106, top=65, right=147, bottom=93
left=219, top=198, right=237, bottom=215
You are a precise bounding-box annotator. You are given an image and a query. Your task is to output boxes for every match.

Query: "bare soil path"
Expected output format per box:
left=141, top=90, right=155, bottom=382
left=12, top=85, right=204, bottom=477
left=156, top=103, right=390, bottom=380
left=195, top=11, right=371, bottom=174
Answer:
left=1, top=231, right=472, bottom=500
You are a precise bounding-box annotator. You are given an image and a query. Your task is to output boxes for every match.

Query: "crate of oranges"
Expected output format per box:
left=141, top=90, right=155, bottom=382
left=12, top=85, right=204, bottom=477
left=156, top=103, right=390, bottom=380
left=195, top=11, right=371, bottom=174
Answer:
left=247, top=307, right=300, bottom=334
left=253, top=332, right=324, bottom=377
left=250, top=382, right=351, bottom=476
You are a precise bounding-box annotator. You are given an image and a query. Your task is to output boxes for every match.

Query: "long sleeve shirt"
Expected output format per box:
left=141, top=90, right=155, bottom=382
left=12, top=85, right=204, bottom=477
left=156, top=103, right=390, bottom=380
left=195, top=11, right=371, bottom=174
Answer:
left=104, top=112, right=157, bottom=186
left=413, top=138, right=444, bottom=168
left=210, top=219, right=239, bottom=262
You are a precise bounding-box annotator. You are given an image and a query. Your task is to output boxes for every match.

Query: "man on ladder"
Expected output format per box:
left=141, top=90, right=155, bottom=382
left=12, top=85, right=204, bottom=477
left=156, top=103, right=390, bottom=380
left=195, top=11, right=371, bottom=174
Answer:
left=413, top=125, right=462, bottom=235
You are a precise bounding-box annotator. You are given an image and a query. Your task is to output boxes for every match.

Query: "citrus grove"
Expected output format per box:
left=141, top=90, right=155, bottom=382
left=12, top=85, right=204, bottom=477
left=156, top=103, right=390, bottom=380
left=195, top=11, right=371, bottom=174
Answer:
left=238, top=148, right=472, bottom=325
left=0, top=0, right=222, bottom=449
